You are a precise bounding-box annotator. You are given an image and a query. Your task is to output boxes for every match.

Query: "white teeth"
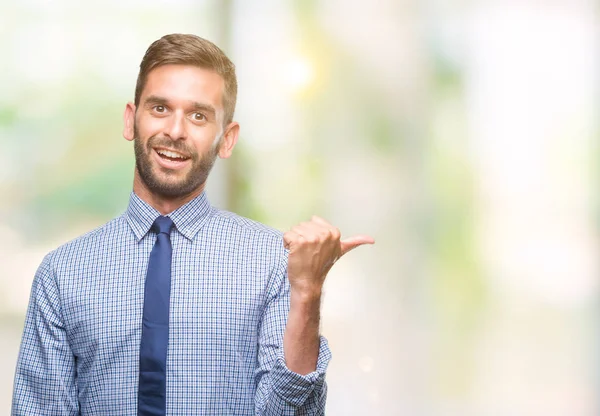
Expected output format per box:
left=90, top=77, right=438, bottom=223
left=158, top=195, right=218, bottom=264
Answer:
left=157, top=149, right=187, bottom=159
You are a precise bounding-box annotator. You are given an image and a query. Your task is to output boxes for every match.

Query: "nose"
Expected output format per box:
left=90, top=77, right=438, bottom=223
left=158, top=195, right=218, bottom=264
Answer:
left=163, top=111, right=187, bottom=141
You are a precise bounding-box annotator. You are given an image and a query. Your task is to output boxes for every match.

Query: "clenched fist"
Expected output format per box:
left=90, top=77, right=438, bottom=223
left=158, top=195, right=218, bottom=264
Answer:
left=283, top=215, right=374, bottom=297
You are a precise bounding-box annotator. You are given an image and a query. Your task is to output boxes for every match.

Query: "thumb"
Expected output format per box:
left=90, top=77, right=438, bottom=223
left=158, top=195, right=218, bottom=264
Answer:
left=340, top=235, right=375, bottom=256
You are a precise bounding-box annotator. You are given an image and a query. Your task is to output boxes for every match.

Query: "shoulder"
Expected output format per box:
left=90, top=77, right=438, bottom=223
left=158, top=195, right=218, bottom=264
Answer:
left=209, top=209, right=284, bottom=242
left=207, top=209, right=288, bottom=269
left=44, top=216, right=128, bottom=271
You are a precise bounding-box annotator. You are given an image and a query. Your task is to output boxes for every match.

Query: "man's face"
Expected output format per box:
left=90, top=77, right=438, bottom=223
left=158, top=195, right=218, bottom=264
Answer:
left=128, top=64, right=230, bottom=199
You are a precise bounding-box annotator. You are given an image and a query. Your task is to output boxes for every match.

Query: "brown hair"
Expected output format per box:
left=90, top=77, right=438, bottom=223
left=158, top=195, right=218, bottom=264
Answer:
left=135, top=33, right=237, bottom=126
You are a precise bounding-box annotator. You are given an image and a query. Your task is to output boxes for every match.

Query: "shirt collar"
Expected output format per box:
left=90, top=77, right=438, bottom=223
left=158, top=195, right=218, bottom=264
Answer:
left=124, top=191, right=214, bottom=242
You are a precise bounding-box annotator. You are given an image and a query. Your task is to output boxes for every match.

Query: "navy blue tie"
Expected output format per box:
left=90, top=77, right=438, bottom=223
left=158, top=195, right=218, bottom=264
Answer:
left=138, top=216, right=174, bottom=416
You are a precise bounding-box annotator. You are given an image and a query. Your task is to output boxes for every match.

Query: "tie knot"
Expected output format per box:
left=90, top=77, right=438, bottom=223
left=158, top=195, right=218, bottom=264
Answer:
left=152, top=216, right=174, bottom=235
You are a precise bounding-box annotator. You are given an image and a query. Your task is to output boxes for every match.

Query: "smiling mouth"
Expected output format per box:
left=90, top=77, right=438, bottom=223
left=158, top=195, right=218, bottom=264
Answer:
left=154, top=148, right=191, bottom=162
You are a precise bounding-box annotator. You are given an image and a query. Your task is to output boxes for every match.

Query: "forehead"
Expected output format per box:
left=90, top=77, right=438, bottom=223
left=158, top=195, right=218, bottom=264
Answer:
left=141, top=64, right=225, bottom=109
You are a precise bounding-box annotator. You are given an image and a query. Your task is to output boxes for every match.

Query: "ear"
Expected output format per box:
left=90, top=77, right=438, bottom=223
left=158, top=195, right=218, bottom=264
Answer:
left=123, top=102, right=136, bottom=141
left=217, top=121, right=240, bottom=159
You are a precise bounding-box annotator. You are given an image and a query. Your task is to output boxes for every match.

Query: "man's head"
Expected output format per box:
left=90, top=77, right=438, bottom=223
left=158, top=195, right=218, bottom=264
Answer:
left=135, top=34, right=237, bottom=127
left=123, top=34, right=239, bottom=204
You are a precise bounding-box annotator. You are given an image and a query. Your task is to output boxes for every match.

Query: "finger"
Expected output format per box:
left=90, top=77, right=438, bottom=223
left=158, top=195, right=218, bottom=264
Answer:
left=340, top=235, right=375, bottom=256
left=283, top=230, right=302, bottom=249
left=310, top=216, right=340, bottom=239
left=291, top=225, right=308, bottom=237
left=304, top=221, right=330, bottom=241
left=293, top=222, right=326, bottom=242
left=311, top=215, right=331, bottom=227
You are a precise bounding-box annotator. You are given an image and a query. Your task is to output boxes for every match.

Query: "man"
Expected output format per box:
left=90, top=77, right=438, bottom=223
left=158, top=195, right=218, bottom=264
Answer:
left=12, top=34, right=374, bottom=415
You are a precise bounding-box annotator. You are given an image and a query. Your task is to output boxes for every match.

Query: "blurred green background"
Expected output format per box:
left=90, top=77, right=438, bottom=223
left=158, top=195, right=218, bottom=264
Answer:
left=1, top=1, right=598, bottom=415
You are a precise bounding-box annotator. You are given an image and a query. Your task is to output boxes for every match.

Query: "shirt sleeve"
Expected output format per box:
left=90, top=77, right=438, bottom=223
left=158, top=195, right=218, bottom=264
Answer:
left=254, top=249, right=332, bottom=415
left=12, top=253, right=79, bottom=416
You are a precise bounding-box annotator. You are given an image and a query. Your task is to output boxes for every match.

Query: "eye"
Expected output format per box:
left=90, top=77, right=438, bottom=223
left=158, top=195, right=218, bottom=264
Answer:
left=153, top=105, right=166, bottom=113
left=192, top=112, right=206, bottom=122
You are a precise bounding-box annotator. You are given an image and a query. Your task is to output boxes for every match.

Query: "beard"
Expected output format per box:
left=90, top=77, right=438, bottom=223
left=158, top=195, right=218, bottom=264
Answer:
left=133, top=124, right=220, bottom=199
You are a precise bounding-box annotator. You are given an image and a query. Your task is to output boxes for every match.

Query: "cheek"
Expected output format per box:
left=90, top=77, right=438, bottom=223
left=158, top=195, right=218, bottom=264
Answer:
left=189, top=127, right=221, bottom=148
left=136, top=115, right=163, bottom=136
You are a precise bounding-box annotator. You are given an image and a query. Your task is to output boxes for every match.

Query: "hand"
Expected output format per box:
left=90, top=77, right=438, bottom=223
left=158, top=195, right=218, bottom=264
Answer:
left=283, top=215, right=375, bottom=297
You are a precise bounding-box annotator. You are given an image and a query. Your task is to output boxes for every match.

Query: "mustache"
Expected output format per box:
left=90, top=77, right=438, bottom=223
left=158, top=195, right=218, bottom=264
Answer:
left=145, top=135, right=196, bottom=160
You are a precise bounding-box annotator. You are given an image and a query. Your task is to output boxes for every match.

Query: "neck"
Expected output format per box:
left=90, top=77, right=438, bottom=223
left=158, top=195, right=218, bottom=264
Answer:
left=132, top=170, right=205, bottom=215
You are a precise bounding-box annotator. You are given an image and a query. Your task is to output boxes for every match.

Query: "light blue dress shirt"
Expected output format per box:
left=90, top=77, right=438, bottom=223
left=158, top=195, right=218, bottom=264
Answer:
left=12, top=192, right=331, bottom=415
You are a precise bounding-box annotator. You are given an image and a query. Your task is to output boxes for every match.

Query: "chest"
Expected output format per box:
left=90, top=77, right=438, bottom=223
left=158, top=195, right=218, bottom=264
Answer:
left=61, top=239, right=272, bottom=360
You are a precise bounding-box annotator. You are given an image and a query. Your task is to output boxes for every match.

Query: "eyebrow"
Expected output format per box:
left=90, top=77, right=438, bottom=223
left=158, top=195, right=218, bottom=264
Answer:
left=143, top=95, right=217, bottom=118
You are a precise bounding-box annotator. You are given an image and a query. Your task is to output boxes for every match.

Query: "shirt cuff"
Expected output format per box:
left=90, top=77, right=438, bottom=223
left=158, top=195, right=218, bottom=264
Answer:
left=270, top=336, right=332, bottom=407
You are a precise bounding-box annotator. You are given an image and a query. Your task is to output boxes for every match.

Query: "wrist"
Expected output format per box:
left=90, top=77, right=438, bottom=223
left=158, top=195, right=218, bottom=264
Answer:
left=290, top=285, right=322, bottom=304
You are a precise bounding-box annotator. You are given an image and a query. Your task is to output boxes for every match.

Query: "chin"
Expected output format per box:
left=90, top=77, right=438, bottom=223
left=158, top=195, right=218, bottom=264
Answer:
left=156, top=178, right=205, bottom=198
